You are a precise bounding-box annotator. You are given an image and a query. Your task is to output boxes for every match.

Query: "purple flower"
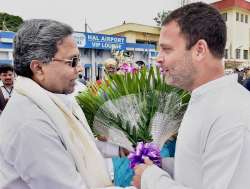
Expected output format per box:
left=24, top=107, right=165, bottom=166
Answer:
left=119, top=63, right=138, bottom=74
left=128, top=142, right=161, bottom=169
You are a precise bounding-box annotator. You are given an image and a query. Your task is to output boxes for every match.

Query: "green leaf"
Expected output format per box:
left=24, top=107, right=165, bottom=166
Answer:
left=77, top=67, right=190, bottom=145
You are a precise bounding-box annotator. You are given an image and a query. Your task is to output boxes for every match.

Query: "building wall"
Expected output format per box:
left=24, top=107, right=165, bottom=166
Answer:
left=224, top=8, right=250, bottom=61
left=100, top=23, right=160, bottom=49
left=100, top=23, right=160, bottom=36
left=0, top=32, right=14, bottom=65
left=212, top=0, right=250, bottom=68
left=116, top=31, right=137, bottom=43
left=115, top=31, right=159, bottom=48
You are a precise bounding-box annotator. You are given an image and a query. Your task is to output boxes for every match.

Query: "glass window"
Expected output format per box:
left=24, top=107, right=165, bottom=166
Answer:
left=244, top=50, right=248, bottom=59
left=83, top=49, right=90, bottom=55
left=0, top=52, right=8, bottom=59
left=84, top=67, right=91, bottom=80
left=236, top=12, right=239, bottom=21
left=96, top=66, right=103, bottom=80
left=236, top=49, right=241, bottom=59
left=224, top=49, right=228, bottom=59
left=241, top=14, right=244, bottom=22
left=222, top=13, right=227, bottom=22
left=95, top=50, right=103, bottom=57
left=245, top=15, right=248, bottom=23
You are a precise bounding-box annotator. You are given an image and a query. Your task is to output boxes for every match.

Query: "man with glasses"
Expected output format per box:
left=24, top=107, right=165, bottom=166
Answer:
left=0, top=19, right=130, bottom=189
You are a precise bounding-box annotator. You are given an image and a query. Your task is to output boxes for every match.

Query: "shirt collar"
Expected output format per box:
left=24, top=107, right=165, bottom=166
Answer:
left=1, top=85, right=13, bottom=89
left=45, top=90, right=74, bottom=112
left=55, top=93, right=74, bottom=111
left=191, top=74, right=238, bottom=101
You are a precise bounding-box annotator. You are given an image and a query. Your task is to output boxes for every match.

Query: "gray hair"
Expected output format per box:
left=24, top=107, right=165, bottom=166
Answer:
left=13, top=19, right=73, bottom=78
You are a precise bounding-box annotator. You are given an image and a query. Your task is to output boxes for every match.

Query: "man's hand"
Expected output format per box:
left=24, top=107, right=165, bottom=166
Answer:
left=132, top=158, right=153, bottom=189
left=119, top=147, right=130, bottom=157
left=97, top=135, right=108, bottom=142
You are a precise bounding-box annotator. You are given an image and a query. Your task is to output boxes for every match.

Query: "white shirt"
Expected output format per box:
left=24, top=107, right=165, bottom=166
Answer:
left=72, top=80, right=87, bottom=97
left=0, top=85, right=13, bottom=100
left=141, top=74, right=250, bottom=189
left=0, top=91, right=119, bottom=189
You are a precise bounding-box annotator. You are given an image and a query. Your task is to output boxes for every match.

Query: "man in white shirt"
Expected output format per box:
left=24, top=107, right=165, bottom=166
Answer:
left=132, top=2, right=250, bottom=189
left=0, top=64, right=14, bottom=112
left=0, top=19, right=132, bottom=189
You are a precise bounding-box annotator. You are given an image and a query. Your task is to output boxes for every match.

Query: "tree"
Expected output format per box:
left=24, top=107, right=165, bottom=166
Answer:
left=0, top=12, right=23, bottom=32
left=153, top=10, right=171, bottom=26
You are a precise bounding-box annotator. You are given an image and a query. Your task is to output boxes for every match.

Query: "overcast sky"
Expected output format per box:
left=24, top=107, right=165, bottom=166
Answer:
left=2, top=0, right=221, bottom=32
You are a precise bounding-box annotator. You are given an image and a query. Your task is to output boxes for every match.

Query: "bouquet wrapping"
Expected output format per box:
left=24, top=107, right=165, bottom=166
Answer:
left=77, top=66, right=190, bottom=167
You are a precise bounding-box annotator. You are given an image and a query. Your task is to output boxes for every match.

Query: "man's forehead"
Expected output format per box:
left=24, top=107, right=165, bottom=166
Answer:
left=161, top=21, right=182, bottom=35
left=57, top=35, right=77, bottom=47
left=56, top=36, right=80, bottom=57
left=159, top=22, right=186, bottom=44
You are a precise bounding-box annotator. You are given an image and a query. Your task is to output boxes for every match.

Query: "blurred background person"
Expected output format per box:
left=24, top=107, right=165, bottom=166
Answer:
left=0, top=64, right=14, bottom=112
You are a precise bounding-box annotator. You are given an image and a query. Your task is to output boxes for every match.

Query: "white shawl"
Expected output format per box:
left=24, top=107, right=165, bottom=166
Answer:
left=14, top=76, right=112, bottom=188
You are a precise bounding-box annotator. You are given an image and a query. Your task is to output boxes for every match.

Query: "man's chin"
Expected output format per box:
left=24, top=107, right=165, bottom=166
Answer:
left=65, top=89, right=74, bottom=95
left=165, top=78, right=174, bottom=86
left=60, top=86, right=74, bottom=95
left=165, top=79, right=181, bottom=89
left=4, top=82, right=13, bottom=86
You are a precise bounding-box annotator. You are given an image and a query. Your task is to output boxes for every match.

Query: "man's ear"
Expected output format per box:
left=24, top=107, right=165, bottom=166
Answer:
left=30, top=60, right=45, bottom=80
left=192, top=39, right=208, bottom=61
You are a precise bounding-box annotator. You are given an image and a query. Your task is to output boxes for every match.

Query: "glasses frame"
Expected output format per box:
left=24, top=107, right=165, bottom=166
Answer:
left=52, top=56, right=80, bottom=67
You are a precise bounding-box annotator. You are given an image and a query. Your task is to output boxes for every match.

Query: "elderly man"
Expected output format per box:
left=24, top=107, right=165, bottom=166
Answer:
left=133, top=2, right=250, bottom=189
left=0, top=19, right=133, bottom=189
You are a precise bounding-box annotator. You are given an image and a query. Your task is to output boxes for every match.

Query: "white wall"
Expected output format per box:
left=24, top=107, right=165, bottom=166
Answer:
left=224, top=8, right=250, bottom=66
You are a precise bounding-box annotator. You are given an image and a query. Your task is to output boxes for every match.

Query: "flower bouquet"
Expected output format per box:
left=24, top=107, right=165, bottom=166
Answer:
left=76, top=66, right=190, bottom=168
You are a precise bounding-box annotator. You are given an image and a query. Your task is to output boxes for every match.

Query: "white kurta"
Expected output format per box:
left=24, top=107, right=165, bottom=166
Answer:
left=0, top=92, right=118, bottom=189
left=141, top=74, right=250, bottom=189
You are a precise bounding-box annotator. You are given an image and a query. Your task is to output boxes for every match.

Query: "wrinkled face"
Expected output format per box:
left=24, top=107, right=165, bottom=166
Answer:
left=40, top=35, right=82, bottom=94
left=0, top=71, right=14, bottom=87
left=157, top=21, right=196, bottom=91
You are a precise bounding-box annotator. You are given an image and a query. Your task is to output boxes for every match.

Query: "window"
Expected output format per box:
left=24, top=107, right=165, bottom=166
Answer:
left=124, top=51, right=134, bottom=57
left=224, top=49, right=228, bottom=59
left=236, top=49, right=241, bottom=59
left=244, top=50, right=248, bottom=59
left=83, top=49, right=90, bottom=55
left=222, top=13, right=227, bottom=22
left=236, top=12, right=239, bottom=21
left=143, top=51, right=149, bottom=58
left=136, top=40, right=157, bottom=46
left=84, top=67, right=91, bottom=80
left=245, top=15, right=248, bottom=23
left=0, top=52, right=8, bottom=59
left=241, top=14, right=244, bottom=22
left=96, top=66, right=103, bottom=80
left=95, top=50, right=103, bottom=57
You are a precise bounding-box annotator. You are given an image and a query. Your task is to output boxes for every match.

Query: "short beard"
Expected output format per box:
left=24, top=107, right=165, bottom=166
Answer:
left=174, top=53, right=196, bottom=91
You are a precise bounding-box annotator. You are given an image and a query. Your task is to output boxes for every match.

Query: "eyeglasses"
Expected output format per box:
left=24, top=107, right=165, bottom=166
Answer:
left=52, top=56, right=80, bottom=67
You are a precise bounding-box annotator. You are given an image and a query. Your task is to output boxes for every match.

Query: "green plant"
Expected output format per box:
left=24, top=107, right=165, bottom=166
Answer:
left=76, top=67, right=190, bottom=148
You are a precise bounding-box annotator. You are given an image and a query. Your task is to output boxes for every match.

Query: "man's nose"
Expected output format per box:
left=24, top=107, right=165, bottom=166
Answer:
left=76, top=63, right=83, bottom=73
left=156, top=54, right=164, bottom=64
